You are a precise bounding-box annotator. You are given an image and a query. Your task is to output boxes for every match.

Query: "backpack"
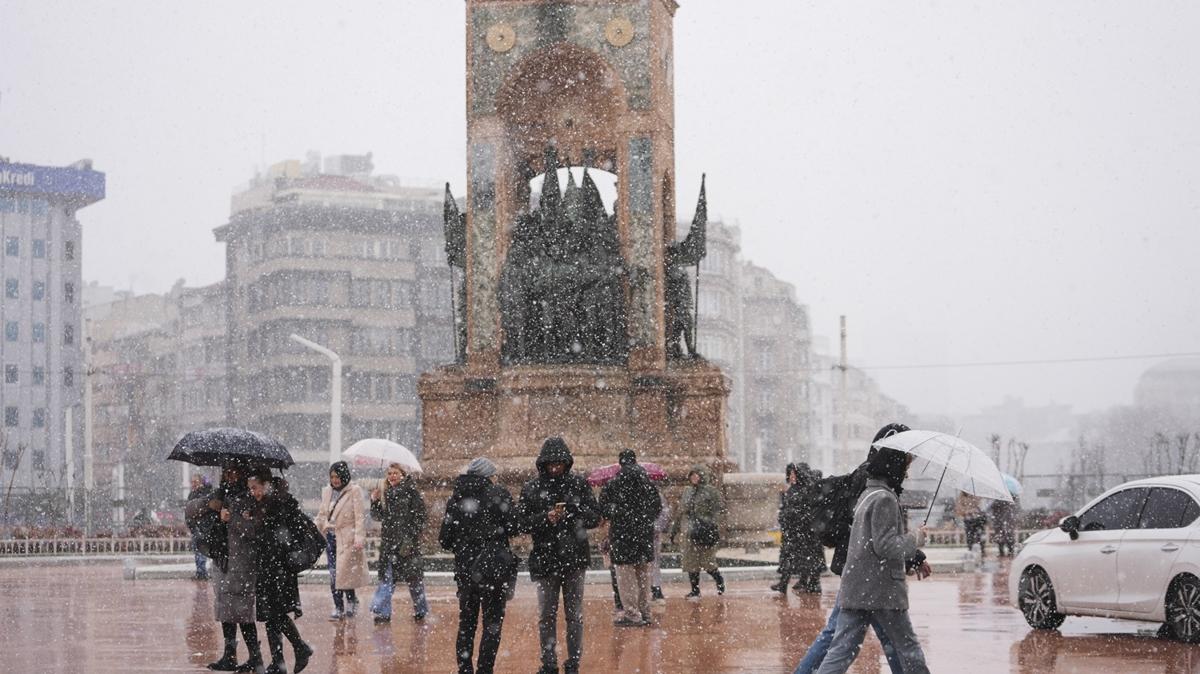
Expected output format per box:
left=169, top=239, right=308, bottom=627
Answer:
left=811, top=472, right=860, bottom=549
left=286, top=511, right=328, bottom=574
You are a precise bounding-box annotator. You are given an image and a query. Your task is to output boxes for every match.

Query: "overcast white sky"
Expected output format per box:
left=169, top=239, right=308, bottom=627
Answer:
left=2, top=1, right=1198, bottom=418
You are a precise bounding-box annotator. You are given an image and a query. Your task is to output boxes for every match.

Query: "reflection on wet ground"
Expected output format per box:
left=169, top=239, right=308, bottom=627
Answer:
left=1, top=559, right=1199, bottom=672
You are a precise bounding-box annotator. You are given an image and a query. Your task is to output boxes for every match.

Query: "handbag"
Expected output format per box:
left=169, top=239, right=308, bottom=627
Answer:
left=689, top=518, right=720, bottom=547
left=286, top=511, right=328, bottom=574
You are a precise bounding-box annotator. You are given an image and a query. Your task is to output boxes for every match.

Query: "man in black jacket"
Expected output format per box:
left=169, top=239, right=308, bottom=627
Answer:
left=440, top=457, right=518, bottom=674
left=599, top=449, right=661, bottom=626
left=517, top=437, right=602, bottom=674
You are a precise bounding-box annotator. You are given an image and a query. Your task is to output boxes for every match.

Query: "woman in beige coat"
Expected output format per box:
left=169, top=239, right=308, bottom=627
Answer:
left=315, top=461, right=368, bottom=620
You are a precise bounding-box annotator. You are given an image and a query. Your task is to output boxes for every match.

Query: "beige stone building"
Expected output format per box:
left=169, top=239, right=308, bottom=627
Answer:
left=216, top=153, right=452, bottom=493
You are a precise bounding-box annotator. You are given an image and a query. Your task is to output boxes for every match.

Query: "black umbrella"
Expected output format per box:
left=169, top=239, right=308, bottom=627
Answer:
left=168, top=427, right=294, bottom=469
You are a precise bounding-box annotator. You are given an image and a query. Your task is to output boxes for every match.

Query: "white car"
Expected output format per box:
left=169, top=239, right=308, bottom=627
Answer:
left=1010, top=475, right=1200, bottom=641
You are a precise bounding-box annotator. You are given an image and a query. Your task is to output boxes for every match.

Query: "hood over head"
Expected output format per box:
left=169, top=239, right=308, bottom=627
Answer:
left=329, top=460, right=352, bottom=487
left=687, top=464, right=714, bottom=485
left=536, top=436, right=574, bottom=474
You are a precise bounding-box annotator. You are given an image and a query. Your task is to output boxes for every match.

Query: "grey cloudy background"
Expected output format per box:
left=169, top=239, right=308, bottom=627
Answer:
left=2, top=1, right=1198, bottom=418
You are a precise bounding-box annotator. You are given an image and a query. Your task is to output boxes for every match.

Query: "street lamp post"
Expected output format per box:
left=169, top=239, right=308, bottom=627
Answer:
left=289, top=334, right=342, bottom=465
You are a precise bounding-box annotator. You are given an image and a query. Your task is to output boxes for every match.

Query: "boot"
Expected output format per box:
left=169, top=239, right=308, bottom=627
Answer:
left=686, top=573, right=701, bottom=599
left=208, top=623, right=239, bottom=671
left=770, top=575, right=790, bottom=593
left=293, top=642, right=313, bottom=674
left=709, top=570, right=726, bottom=595
left=264, top=629, right=287, bottom=674
left=651, top=586, right=665, bottom=602
left=236, top=623, right=263, bottom=673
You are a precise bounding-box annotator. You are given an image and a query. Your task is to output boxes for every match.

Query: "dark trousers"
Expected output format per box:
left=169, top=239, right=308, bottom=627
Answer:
left=964, top=517, right=987, bottom=556
left=325, top=532, right=358, bottom=611
left=535, top=569, right=586, bottom=674
left=455, top=582, right=508, bottom=674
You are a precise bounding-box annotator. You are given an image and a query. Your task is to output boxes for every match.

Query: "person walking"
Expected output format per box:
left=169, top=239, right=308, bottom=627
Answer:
left=186, top=473, right=215, bottom=581
left=439, top=458, right=519, bottom=674
left=599, top=449, right=663, bottom=626
left=650, top=486, right=671, bottom=602
left=189, top=463, right=263, bottom=672
left=315, top=461, right=368, bottom=620
left=246, top=469, right=314, bottom=674
left=793, top=423, right=928, bottom=674
left=774, top=463, right=825, bottom=594
left=670, top=464, right=725, bottom=599
left=956, top=490, right=988, bottom=557
left=517, top=437, right=602, bottom=674
left=990, top=495, right=1020, bottom=557
left=813, top=447, right=931, bottom=674
left=369, top=463, right=430, bottom=623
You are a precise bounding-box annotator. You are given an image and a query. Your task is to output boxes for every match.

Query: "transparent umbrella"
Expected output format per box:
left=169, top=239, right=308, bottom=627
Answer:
left=342, top=438, right=422, bottom=473
left=872, top=429, right=1012, bottom=523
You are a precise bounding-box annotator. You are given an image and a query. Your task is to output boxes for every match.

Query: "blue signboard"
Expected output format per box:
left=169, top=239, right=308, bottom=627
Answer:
left=0, top=161, right=105, bottom=205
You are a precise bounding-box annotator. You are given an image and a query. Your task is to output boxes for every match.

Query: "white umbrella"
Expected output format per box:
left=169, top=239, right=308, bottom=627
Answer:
left=342, top=438, right=422, bottom=473
left=872, top=429, right=1012, bottom=523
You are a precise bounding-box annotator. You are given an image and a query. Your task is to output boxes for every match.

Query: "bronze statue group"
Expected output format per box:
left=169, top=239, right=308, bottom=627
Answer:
left=188, top=424, right=933, bottom=674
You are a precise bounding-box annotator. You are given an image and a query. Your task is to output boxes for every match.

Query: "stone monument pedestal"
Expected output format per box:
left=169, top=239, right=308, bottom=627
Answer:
left=419, top=360, right=732, bottom=479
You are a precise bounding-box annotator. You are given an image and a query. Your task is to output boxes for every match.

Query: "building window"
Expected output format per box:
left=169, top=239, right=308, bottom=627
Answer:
left=4, top=407, right=17, bottom=427
left=5, top=237, right=18, bottom=257
left=32, top=366, right=44, bottom=385
left=5, top=279, right=17, bottom=299
left=32, top=281, right=44, bottom=301
left=31, top=451, right=44, bottom=471
left=4, top=365, right=16, bottom=384
left=32, top=408, right=45, bottom=428
left=32, top=239, right=45, bottom=259
left=1, top=450, right=16, bottom=469
left=63, top=324, right=74, bottom=345
left=5, top=322, right=17, bottom=341
left=32, top=323, right=44, bottom=343
left=64, top=282, right=74, bottom=304
left=64, top=240, right=75, bottom=261
left=63, top=366, right=74, bottom=387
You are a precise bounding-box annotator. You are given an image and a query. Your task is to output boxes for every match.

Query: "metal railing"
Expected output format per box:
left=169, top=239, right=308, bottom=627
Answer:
left=923, top=529, right=1039, bottom=547
left=0, top=536, right=385, bottom=558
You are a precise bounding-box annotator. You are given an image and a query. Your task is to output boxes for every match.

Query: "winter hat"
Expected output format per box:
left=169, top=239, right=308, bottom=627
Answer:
left=618, top=449, right=637, bottom=467
left=466, top=457, right=497, bottom=479
left=329, top=461, right=352, bottom=487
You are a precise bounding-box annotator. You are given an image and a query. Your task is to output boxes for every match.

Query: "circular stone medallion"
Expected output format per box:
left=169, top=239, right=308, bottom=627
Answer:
left=486, top=23, right=516, bottom=52
left=605, top=17, right=634, bottom=47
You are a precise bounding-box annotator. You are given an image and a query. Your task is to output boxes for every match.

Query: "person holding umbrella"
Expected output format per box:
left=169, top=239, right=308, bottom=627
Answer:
left=369, top=462, right=430, bottom=623
left=599, top=449, right=662, bottom=626
left=315, top=461, right=368, bottom=620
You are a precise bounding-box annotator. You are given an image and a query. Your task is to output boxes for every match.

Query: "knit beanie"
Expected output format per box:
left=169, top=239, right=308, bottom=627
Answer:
left=466, top=457, right=497, bottom=479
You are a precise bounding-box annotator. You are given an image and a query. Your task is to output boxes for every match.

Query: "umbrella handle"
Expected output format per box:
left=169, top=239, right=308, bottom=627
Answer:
left=925, top=463, right=950, bottom=527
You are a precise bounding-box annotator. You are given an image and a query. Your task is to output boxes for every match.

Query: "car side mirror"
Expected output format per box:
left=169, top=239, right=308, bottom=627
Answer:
left=1060, top=515, right=1080, bottom=540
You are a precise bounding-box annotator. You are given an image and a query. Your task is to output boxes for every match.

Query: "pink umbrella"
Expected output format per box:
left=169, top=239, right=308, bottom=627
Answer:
left=587, top=462, right=668, bottom=486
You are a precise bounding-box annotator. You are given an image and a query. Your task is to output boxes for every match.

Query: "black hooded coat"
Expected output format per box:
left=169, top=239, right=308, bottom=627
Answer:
left=439, top=473, right=518, bottom=588
left=251, top=490, right=305, bottom=622
left=599, top=463, right=662, bottom=565
left=517, top=439, right=602, bottom=579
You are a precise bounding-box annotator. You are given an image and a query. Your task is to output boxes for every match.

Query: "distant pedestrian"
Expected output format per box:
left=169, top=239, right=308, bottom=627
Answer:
left=369, top=463, right=430, bottom=623
left=440, top=457, right=519, bottom=674
left=186, top=473, right=214, bottom=581
left=774, top=463, right=825, bottom=594
left=670, top=464, right=725, bottom=599
left=517, top=437, right=602, bottom=674
left=650, top=486, right=671, bottom=602
left=956, top=491, right=988, bottom=557
left=794, top=423, right=928, bottom=674
left=813, top=447, right=930, bottom=674
left=189, top=463, right=263, bottom=672
left=990, top=495, right=1020, bottom=557
left=315, top=461, right=368, bottom=620
left=246, top=469, right=314, bottom=674
left=599, top=449, right=663, bottom=626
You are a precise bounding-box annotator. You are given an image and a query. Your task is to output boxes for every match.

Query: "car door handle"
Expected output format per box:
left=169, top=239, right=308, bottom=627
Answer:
left=1100, top=545, right=1118, bottom=554
left=1162, top=543, right=1181, bottom=552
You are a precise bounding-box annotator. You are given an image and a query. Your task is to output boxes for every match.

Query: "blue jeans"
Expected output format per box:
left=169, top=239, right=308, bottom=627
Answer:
left=370, top=556, right=430, bottom=619
left=794, top=589, right=904, bottom=674
left=190, top=533, right=207, bottom=578
left=326, top=532, right=357, bottom=612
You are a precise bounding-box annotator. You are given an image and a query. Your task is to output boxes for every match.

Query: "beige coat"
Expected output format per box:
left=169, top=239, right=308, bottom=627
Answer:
left=315, top=482, right=368, bottom=590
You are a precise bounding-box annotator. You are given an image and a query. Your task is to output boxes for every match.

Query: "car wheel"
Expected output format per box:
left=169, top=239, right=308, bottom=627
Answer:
left=1166, top=576, right=1200, bottom=643
left=1018, top=567, right=1066, bottom=630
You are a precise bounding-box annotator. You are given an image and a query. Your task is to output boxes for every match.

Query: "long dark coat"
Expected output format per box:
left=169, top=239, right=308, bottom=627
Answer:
left=778, top=474, right=825, bottom=577
left=252, top=491, right=304, bottom=623
left=370, top=477, right=427, bottom=582
left=599, top=464, right=662, bottom=565
left=211, top=486, right=258, bottom=623
left=516, top=442, right=602, bottom=579
left=439, top=473, right=518, bottom=587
